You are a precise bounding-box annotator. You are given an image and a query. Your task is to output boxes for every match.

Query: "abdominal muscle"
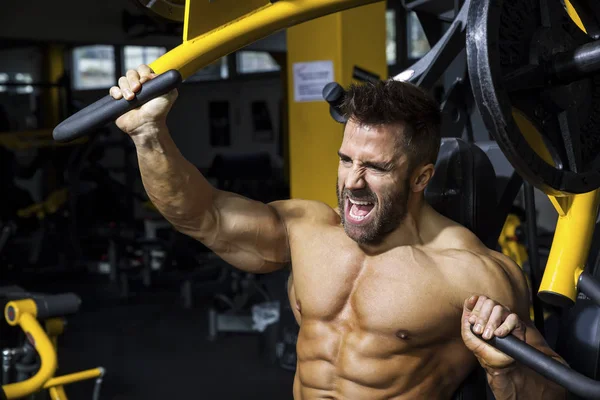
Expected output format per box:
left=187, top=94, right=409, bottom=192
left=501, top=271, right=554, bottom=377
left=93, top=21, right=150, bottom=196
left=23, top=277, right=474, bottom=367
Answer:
left=292, top=319, right=468, bottom=400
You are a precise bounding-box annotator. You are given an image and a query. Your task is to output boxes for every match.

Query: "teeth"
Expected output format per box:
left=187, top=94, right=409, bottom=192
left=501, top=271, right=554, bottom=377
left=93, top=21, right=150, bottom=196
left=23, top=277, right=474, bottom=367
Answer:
left=348, top=198, right=373, bottom=206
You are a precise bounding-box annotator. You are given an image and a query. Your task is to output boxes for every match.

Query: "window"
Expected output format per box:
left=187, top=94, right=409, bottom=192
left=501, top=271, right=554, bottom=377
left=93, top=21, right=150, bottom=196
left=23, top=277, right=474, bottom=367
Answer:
left=0, top=73, right=7, bottom=92
left=123, top=46, right=167, bottom=72
left=237, top=51, right=280, bottom=74
left=407, top=12, right=430, bottom=59
left=72, top=45, right=116, bottom=90
left=0, top=73, right=33, bottom=94
left=386, top=10, right=397, bottom=65
left=14, top=73, right=33, bottom=94
left=186, top=57, right=229, bottom=82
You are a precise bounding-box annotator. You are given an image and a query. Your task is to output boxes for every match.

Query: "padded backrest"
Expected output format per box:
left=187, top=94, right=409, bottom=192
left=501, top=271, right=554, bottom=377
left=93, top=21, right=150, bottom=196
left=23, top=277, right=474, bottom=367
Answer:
left=425, top=138, right=499, bottom=248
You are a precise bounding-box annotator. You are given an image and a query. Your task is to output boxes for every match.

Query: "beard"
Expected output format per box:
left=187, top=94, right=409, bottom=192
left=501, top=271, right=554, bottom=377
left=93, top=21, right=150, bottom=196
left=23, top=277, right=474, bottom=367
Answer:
left=336, top=179, right=410, bottom=245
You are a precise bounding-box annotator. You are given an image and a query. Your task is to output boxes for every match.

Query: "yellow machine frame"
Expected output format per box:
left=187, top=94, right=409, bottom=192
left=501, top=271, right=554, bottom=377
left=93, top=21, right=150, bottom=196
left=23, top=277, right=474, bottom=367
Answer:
left=2, top=300, right=104, bottom=400
left=148, top=0, right=381, bottom=79
left=514, top=106, right=600, bottom=305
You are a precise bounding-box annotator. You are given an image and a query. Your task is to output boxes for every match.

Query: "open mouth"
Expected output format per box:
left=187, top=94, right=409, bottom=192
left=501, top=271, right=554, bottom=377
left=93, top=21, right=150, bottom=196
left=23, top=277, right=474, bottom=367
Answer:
left=345, top=196, right=376, bottom=224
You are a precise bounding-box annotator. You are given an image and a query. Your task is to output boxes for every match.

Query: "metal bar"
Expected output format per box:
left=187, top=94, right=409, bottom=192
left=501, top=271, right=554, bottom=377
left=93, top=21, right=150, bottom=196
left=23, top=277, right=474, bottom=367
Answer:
left=552, top=40, right=600, bottom=82
left=523, top=182, right=545, bottom=335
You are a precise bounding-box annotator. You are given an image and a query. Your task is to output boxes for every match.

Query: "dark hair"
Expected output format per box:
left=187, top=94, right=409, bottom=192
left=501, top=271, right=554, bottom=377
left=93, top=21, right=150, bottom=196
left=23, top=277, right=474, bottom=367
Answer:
left=341, top=79, right=441, bottom=171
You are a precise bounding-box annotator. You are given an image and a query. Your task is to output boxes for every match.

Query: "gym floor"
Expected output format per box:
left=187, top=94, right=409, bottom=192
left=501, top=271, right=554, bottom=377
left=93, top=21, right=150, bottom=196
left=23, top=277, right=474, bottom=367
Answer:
left=14, top=274, right=295, bottom=400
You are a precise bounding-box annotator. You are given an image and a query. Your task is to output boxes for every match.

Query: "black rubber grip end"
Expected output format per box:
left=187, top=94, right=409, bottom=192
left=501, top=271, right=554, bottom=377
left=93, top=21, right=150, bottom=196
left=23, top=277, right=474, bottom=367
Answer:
left=53, top=69, right=182, bottom=143
left=34, top=293, right=82, bottom=319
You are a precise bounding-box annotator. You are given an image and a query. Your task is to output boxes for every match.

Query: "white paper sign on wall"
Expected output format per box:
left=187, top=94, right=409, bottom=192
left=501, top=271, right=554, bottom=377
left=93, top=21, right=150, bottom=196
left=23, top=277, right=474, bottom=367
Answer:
left=292, top=60, right=334, bottom=102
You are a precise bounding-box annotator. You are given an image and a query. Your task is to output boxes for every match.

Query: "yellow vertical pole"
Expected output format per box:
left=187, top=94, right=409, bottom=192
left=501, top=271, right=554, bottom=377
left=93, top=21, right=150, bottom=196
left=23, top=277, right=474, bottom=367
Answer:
left=43, top=44, right=65, bottom=128
left=286, top=2, right=387, bottom=207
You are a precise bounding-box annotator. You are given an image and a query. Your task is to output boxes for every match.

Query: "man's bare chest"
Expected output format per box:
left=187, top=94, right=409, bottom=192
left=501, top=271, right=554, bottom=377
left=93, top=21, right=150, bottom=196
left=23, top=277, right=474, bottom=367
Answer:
left=289, top=237, right=463, bottom=345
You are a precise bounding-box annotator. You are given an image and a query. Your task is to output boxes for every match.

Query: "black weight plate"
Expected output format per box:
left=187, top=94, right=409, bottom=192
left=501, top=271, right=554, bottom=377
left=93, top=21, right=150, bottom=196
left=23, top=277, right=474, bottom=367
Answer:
left=467, top=0, right=600, bottom=195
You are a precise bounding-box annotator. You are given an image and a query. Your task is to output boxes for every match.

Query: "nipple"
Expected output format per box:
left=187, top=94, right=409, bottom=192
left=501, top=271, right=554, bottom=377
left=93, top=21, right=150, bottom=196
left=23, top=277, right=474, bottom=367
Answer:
left=396, top=330, right=410, bottom=340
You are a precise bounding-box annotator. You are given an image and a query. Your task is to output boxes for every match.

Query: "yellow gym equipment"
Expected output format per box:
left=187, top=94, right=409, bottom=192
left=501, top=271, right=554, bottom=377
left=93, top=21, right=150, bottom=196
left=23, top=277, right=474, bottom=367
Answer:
left=1, top=295, right=104, bottom=399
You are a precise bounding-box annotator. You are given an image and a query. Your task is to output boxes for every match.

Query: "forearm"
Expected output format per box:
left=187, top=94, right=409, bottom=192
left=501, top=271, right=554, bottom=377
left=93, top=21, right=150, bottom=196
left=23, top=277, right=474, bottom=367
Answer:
left=486, top=363, right=567, bottom=400
left=132, top=123, right=216, bottom=236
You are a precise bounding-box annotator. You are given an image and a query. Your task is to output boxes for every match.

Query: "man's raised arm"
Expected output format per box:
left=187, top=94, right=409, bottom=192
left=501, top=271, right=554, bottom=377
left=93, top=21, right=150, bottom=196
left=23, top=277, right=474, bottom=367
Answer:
left=110, top=65, right=291, bottom=274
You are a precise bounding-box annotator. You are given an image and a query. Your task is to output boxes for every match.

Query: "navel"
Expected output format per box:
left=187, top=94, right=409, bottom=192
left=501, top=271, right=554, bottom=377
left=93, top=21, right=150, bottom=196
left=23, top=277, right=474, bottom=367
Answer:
left=396, top=330, right=411, bottom=340
left=296, top=299, right=302, bottom=314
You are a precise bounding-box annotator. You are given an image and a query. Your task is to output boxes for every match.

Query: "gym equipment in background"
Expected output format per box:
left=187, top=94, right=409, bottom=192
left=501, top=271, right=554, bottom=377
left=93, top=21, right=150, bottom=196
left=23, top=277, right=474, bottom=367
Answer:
left=0, top=287, right=104, bottom=400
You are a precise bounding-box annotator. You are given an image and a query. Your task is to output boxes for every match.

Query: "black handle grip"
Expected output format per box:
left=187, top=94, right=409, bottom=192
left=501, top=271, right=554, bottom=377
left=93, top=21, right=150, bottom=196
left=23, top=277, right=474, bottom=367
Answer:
left=34, top=293, right=81, bottom=319
left=53, top=69, right=182, bottom=143
left=322, top=82, right=347, bottom=124
left=474, top=327, right=600, bottom=399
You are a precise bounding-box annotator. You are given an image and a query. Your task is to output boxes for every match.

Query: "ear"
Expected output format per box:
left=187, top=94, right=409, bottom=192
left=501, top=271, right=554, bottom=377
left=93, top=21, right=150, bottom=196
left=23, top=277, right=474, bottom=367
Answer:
left=411, top=163, right=435, bottom=192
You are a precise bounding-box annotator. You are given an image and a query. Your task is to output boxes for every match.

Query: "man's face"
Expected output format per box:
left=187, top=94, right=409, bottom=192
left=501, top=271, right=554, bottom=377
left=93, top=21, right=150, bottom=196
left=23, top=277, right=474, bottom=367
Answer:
left=336, top=120, right=411, bottom=245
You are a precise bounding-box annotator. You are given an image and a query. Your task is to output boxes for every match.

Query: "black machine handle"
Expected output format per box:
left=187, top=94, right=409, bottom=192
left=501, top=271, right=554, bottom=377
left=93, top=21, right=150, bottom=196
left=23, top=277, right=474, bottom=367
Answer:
left=33, top=293, right=81, bottom=319
left=53, top=69, right=182, bottom=143
left=478, top=271, right=600, bottom=399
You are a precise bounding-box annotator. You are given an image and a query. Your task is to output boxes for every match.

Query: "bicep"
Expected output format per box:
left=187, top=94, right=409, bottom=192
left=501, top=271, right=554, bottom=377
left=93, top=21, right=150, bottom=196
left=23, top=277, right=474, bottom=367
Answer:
left=192, top=190, right=291, bottom=273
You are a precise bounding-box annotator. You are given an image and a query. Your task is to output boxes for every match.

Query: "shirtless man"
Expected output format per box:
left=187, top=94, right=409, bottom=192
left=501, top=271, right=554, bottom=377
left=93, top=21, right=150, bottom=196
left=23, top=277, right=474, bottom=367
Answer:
left=110, top=64, right=567, bottom=399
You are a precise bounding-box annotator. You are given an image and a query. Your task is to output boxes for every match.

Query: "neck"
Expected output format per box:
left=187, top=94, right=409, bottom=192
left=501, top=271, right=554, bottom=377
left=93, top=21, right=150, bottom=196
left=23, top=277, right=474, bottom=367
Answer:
left=359, top=195, right=426, bottom=255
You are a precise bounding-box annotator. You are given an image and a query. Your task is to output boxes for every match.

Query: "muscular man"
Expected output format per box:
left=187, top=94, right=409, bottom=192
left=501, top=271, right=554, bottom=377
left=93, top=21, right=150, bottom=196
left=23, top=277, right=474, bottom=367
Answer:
left=110, top=65, right=566, bottom=399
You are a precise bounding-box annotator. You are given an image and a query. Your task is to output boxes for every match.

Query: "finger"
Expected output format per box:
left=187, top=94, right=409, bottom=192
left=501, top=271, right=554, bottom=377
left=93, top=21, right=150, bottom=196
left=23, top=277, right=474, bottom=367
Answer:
left=109, top=86, right=123, bottom=100
left=165, top=88, right=178, bottom=103
left=126, top=69, right=142, bottom=93
left=468, top=295, right=487, bottom=325
left=473, top=299, right=496, bottom=335
left=118, top=76, right=135, bottom=101
left=494, top=313, right=521, bottom=338
left=464, top=295, right=478, bottom=312
left=138, top=64, right=155, bottom=84
left=482, top=305, right=508, bottom=340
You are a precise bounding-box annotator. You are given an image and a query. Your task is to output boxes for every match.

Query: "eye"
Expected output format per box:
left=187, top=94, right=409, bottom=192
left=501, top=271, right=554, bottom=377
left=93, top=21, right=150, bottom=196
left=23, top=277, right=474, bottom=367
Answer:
left=340, top=156, right=352, bottom=165
left=368, top=164, right=388, bottom=173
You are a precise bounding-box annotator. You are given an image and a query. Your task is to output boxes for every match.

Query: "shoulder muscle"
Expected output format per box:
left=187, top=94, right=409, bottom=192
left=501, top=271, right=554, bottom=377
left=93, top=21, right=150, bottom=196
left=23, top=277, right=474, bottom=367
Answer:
left=441, top=248, right=530, bottom=318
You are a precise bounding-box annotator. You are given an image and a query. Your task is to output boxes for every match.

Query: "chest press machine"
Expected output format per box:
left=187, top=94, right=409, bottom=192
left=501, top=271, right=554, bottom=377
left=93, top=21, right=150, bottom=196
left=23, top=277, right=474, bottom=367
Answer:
left=45, top=0, right=600, bottom=399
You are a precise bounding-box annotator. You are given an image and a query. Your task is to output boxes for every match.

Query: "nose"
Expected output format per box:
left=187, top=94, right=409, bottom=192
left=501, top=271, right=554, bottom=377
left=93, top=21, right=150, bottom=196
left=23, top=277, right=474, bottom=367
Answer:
left=345, top=166, right=366, bottom=190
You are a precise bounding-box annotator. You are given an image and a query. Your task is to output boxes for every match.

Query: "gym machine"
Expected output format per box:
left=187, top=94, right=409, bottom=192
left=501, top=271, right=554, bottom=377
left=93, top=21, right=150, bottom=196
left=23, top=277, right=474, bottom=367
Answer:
left=47, top=0, right=600, bottom=398
left=0, top=287, right=104, bottom=400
